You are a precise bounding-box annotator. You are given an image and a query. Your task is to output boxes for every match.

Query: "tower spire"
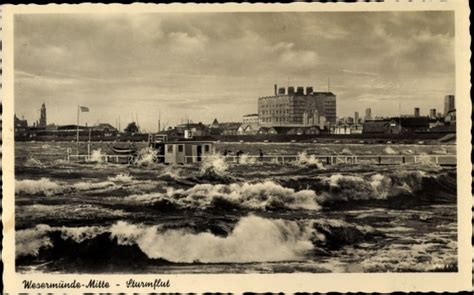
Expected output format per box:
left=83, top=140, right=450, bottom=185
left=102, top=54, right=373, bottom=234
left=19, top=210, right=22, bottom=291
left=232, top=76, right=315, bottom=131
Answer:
left=39, top=103, right=47, bottom=127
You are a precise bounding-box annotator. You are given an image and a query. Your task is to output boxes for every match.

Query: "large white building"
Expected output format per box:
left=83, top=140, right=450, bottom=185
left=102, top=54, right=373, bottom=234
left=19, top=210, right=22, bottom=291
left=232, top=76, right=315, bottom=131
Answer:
left=258, top=84, right=336, bottom=127
left=242, top=113, right=259, bottom=125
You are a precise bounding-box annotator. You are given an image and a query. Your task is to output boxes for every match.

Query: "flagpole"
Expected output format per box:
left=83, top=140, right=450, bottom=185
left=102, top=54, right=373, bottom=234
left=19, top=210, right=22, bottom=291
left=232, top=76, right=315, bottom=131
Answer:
left=76, top=105, right=80, bottom=155
left=88, top=126, right=91, bottom=156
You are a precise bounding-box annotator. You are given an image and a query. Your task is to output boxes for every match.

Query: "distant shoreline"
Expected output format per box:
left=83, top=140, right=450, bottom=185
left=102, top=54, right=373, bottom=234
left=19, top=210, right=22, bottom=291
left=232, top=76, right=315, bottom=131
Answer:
left=14, top=134, right=455, bottom=145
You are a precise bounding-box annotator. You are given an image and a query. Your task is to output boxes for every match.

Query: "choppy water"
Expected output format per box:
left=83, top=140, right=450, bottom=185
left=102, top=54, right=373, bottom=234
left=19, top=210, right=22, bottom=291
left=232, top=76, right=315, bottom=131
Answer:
left=15, top=142, right=457, bottom=273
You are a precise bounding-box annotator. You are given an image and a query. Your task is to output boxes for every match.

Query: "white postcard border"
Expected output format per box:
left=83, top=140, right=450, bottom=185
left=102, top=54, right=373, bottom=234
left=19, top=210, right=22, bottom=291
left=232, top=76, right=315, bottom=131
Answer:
left=2, top=1, right=472, bottom=293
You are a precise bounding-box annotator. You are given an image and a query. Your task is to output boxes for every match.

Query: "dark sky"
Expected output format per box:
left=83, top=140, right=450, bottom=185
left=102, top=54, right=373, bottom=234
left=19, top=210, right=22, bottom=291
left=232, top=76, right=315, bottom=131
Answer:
left=14, top=11, right=454, bottom=131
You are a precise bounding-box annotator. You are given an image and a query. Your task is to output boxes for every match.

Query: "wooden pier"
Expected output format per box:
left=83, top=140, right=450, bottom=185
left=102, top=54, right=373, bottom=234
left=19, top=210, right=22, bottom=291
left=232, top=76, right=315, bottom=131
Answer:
left=66, top=150, right=456, bottom=166
left=67, top=154, right=137, bottom=164
left=195, top=154, right=457, bottom=166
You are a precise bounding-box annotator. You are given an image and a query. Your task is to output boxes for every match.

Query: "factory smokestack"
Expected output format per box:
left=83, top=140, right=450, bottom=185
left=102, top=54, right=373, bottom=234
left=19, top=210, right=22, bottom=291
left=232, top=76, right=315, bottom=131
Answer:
left=274, top=84, right=277, bottom=96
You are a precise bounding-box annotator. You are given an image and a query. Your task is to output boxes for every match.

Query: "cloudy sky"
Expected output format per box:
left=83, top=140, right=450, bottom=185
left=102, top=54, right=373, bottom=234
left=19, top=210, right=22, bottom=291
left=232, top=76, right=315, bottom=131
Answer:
left=14, top=11, right=454, bottom=131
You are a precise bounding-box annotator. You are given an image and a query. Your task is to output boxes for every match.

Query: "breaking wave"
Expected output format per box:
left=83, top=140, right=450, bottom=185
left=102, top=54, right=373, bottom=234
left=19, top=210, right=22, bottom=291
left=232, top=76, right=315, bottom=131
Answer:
left=15, top=178, right=64, bottom=196
left=89, top=149, right=106, bottom=163
left=16, top=224, right=54, bottom=257
left=384, top=146, right=398, bottom=155
left=200, top=154, right=229, bottom=176
left=16, top=216, right=380, bottom=264
left=296, top=152, right=325, bottom=169
left=110, top=216, right=314, bottom=263
left=16, top=224, right=106, bottom=258
left=24, top=157, right=45, bottom=168
left=120, top=181, right=320, bottom=211
left=238, top=154, right=257, bottom=165
left=111, top=170, right=454, bottom=211
left=108, top=173, right=133, bottom=182
left=316, top=171, right=425, bottom=203
left=340, top=148, right=352, bottom=155
left=433, top=147, right=448, bottom=155
left=277, top=170, right=455, bottom=206
left=15, top=178, right=115, bottom=196
left=402, top=149, right=414, bottom=155
left=134, top=147, right=158, bottom=167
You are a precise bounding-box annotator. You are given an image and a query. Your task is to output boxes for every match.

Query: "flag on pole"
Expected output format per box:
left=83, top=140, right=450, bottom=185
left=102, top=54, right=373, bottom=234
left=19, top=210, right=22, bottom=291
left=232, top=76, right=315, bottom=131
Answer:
left=80, top=106, right=89, bottom=112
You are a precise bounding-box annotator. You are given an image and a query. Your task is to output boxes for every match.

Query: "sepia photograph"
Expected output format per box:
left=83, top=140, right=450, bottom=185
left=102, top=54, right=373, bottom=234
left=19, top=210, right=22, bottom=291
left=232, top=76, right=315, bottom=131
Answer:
left=2, top=2, right=472, bottom=293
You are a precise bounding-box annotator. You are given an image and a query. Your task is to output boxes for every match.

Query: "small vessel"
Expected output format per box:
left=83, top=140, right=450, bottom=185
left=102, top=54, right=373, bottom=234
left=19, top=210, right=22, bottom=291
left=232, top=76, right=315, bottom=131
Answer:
left=108, top=142, right=137, bottom=155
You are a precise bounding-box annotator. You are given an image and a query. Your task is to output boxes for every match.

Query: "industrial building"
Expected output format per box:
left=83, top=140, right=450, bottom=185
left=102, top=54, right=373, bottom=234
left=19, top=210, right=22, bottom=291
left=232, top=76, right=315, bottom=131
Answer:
left=414, top=107, right=420, bottom=117
left=14, top=115, right=29, bottom=138
left=364, top=108, right=372, bottom=121
left=444, top=95, right=455, bottom=115
left=242, top=114, right=259, bottom=125
left=258, top=84, right=336, bottom=127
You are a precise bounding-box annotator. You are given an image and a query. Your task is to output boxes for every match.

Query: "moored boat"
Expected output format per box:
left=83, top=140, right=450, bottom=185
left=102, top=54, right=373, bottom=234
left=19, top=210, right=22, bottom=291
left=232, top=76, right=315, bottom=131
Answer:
left=108, top=142, right=137, bottom=155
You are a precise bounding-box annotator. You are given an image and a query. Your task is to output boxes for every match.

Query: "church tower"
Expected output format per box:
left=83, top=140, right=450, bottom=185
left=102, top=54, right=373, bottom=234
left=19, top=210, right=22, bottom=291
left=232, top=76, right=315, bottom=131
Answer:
left=39, top=103, right=47, bottom=127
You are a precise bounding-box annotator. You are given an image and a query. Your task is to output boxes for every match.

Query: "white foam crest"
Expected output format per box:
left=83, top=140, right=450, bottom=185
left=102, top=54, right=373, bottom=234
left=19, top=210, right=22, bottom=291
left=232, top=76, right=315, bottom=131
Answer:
left=59, top=225, right=107, bottom=243
left=121, top=192, right=164, bottom=204
left=320, top=171, right=425, bottom=201
left=71, top=181, right=115, bottom=191
left=369, top=174, right=393, bottom=199
left=433, top=147, right=448, bottom=155
left=110, top=215, right=315, bottom=263
left=402, top=149, right=414, bottom=155
left=16, top=224, right=108, bottom=258
left=134, top=147, right=158, bottom=166
left=108, top=173, right=133, bottom=182
left=360, top=240, right=457, bottom=272
left=312, top=219, right=376, bottom=234
left=89, top=148, right=106, bottom=163
left=183, top=181, right=320, bottom=210
left=340, top=148, right=352, bottom=155
left=384, top=146, right=398, bottom=155
left=16, top=224, right=53, bottom=258
left=296, top=152, right=325, bottom=169
left=200, top=153, right=229, bottom=175
left=24, top=157, right=45, bottom=168
left=53, top=159, right=70, bottom=166
left=17, top=204, right=128, bottom=219
left=160, top=166, right=182, bottom=180
left=16, top=178, right=115, bottom=196
left=238, top=154, right=257, bottom=165
left=16, top=178, right=64, bottom=196
left=416, top=155, right=441, bottom=167
left=122, top=181, right=321, bottom=211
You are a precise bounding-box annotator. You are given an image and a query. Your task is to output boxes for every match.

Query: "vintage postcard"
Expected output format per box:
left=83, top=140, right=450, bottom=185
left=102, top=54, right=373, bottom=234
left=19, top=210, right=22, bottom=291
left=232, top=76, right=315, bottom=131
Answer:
left=1, top=1, right=472, bottom=293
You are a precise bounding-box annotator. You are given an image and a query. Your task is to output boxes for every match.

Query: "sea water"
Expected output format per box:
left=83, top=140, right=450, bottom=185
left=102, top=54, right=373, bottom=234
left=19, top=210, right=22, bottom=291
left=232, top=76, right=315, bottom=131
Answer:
left=14, top=141, right=457, bottom=273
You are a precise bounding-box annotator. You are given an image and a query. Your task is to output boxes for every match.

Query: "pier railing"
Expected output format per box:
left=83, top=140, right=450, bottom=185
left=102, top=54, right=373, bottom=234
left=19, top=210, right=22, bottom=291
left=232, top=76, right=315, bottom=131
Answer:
left=66, top=152, right=456, bottom=166
left=187, top=154, right=456, bottom=166
left=67, top=154, right=138, bottom=164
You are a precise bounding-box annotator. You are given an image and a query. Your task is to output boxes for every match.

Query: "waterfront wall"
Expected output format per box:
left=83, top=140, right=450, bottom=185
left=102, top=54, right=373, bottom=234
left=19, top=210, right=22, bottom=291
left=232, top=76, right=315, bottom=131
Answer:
left=195, top=132, right=455, bottom=144
left=15, top=131, right=455, bottom=144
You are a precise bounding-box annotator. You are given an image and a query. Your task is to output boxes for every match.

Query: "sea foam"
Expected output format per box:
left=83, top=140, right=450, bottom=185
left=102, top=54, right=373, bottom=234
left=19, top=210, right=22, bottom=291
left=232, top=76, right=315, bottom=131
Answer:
left=200, top=154, right=229, bottom=176
left=296, top=152, right=325, bottom=169
left=122, top=180, right=321, bottom=211
left=110, top=215, right=315, bottom=263
left=15, top=178, right=115, bottom=196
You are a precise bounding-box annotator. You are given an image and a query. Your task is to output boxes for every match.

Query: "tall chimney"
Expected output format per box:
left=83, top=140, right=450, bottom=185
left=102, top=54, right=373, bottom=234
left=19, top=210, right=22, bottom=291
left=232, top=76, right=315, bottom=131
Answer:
left=414, top=107, right=420, bottom=117
left=274, top=84, right=277, bottom=96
